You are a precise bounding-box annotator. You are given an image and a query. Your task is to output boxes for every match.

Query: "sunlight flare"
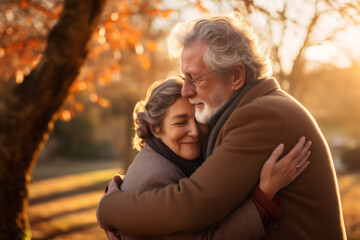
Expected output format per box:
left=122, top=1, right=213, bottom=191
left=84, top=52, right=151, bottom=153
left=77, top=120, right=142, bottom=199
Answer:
left=16, top=70, right=24, bottom=84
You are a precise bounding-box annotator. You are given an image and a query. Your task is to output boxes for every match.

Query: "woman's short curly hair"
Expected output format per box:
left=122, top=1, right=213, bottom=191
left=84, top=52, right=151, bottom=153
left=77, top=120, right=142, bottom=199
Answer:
left=132, top=78, right=182, bottom=151
left=167, top=12, right=272, bottom=83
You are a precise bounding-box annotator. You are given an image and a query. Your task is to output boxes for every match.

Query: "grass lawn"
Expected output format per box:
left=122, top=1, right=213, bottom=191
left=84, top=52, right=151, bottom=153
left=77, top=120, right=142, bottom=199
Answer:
left=29, top=159, right=124, bottom=240
left=28, top=159, right=360, bottom=239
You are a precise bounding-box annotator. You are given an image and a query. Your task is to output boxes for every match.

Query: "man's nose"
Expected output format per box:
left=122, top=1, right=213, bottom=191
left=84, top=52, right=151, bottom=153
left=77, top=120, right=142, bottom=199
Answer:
left=181, top=81, right=197, bottom=98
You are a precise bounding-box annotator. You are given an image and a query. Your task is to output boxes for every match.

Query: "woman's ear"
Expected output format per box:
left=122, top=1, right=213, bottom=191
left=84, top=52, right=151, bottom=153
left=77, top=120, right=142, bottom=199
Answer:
left=231, top=64, right=245, bottom=91
left=149, top=124, right=161, bottom=138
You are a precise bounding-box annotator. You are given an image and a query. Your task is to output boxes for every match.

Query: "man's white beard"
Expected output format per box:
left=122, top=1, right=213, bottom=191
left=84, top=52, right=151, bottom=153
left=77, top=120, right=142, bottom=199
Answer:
left=194, top=103, right=220, bottom=124
left=190, top=84, right=229, bottom=124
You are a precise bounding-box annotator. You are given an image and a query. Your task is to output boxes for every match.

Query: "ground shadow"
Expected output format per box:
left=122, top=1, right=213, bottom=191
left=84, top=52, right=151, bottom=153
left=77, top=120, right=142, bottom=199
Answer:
left=31, top=204, right=97, bottom=225
left=31, top=222, right=99, bottom=240
left=29, top=180, right=108, bottom=205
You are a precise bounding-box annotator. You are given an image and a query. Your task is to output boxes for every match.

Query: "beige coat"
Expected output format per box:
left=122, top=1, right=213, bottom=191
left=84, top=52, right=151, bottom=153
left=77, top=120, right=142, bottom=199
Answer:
left=99, top=78, right=347, bottom=239
left=120, top=144, right=265, bottom=240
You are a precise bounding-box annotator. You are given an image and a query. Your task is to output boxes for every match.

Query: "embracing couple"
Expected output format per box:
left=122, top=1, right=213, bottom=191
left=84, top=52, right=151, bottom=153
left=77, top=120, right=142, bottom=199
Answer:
left=97, top=13, right=346, bottom=240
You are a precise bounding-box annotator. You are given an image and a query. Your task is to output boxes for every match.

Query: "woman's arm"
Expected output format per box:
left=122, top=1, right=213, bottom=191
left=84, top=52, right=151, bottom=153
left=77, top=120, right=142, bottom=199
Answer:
left=259, top=140, right=311, bottom=199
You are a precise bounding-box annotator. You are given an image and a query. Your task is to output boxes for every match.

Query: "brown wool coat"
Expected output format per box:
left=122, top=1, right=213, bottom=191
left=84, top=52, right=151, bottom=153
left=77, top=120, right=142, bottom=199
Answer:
left=119, top=144, right=265, bottom=240
left=99, top=78, right=347, bottom=240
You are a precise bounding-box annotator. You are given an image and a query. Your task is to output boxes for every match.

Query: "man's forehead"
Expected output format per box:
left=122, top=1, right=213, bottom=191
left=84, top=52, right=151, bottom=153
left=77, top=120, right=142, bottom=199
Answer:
left=181, top=42, right=208, bottom=73
left=182, top=41, right=208, bottom=57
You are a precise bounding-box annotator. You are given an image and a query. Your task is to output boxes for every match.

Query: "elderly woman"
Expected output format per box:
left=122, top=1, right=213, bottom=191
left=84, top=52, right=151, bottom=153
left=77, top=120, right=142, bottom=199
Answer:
left=98, top=78, right=311, bottom=240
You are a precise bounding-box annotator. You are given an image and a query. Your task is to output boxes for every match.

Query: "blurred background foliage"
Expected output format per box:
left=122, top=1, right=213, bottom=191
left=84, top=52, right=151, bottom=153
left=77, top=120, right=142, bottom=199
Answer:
left=1, top=0, right=360, bottom=171
left=1, top=0, right=360, bottom=239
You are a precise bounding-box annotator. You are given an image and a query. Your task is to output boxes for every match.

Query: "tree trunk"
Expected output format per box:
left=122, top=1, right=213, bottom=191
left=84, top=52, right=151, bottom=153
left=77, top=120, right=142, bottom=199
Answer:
left=0, top=0, right=106, bottom=239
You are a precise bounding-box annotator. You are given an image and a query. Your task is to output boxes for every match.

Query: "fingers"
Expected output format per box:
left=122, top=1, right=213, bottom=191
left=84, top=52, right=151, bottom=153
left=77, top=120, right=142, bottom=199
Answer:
left=107, top=180, right=120, bottom=193
left=297, top=150, right=311, bottom=169
left=286, top=137, right=312, bottom=166
left=297, top=140, right=312, bottom=161
left=287, top=136, right=306, bottom=159
left=294, top=152, right=311, bottom=178
left=113, top=174, right=123, bottom=186
left=267, top=143, right=285, bottom=164
left=292, top=140, right=312, bottom=170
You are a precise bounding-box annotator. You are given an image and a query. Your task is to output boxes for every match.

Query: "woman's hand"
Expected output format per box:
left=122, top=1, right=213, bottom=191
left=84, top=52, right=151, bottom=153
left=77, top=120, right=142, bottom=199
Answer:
left=259, top=137, right=311, bottom=199
left=97, top=174, right=124, bottom=240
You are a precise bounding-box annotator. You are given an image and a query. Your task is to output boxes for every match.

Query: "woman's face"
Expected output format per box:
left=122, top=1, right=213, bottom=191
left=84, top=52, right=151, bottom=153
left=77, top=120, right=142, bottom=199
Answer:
left=153, top=97, right=206, bottom=161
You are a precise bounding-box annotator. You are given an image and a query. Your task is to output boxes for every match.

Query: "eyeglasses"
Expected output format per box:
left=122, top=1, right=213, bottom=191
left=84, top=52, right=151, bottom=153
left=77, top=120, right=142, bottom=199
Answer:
left=178, top=71, right=215, bottom=89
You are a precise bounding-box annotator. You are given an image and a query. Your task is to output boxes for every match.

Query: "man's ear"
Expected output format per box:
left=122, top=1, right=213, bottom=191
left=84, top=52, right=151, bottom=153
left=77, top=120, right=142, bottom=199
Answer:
left=231, top=64, right=245, bottom=91
left=149, top=124, right=161, bottom=138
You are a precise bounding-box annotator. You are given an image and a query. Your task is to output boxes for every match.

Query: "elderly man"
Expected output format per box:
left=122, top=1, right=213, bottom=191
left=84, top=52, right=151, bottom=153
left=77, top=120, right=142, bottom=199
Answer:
left=98, top=13, right=346, bottom=239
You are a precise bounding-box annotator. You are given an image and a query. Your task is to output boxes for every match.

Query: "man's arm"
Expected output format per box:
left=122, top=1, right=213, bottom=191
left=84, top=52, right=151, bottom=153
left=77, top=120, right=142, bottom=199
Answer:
left=98, top=104, right=285, bottom=235
left=161, top=198, right=265, bottom=240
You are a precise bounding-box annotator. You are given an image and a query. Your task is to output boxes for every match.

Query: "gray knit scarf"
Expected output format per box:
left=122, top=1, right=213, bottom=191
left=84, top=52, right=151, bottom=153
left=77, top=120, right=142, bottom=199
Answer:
left=205, top=79, right=262, bottom=158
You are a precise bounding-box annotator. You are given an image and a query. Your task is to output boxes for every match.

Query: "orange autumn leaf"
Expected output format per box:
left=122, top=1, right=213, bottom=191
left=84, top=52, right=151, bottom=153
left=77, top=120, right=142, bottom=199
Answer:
left=132, top=0, right=141, bottom=6
left=58, top=109, right=72, bottom=122
left=99, top=98, right=111, bottom=108
left=195, top=2, right=209, bottom=13
left=136, top=54, right=151, bottom=70
left=126, top=31, right=142, bottom=46
left=145, top=41, right=158, bottom=52
left=27, top=39, right=41, bottom=48
left=110, top=63, right=122, bottom=72
left=52, top=5, right=63, bottom=17
left=147, top=8, right=161, bottom=16
left=98, top=72, right=112, bottom=84
left=26, top=16, right=32, bottom=24
left=70, top=80, right=86, bottom=93
left=119, top=1, right=131, bottom=16
left=20, top=1, right=29, bottom=9
left=75, top=102, right=84, bottom=112
left=89, top=93, right=99, bottom=103
left=104, top=20, right=114, bottom=30
left=161, top=9, right=174, bottom=18
left=86, top=82, right=95, bottom=92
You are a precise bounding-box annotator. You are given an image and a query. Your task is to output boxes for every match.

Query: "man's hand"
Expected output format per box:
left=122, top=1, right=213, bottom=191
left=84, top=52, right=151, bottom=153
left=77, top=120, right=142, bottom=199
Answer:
left=97, top=174, right=124, bottom=239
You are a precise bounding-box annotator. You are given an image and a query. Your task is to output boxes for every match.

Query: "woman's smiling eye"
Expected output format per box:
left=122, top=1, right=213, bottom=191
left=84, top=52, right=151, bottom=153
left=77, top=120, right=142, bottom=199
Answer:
left=174, top=121, right=186, bottom=126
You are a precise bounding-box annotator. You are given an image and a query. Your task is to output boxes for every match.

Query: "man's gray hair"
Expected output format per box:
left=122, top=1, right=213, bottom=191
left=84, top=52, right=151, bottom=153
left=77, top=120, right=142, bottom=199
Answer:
left=167, top=12, right=272, bottom=82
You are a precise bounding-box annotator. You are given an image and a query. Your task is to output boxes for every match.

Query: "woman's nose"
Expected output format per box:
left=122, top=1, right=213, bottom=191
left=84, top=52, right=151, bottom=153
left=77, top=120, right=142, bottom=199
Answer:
left=181, top=82, right=197, bottom=98
left=188, top=121, right=199, bottom=137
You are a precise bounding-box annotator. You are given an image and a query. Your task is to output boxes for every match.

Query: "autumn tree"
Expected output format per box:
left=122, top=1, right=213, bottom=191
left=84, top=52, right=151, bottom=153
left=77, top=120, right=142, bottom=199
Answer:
left=0, top=0, right=181, bottom=238
left=238, top=0, right=360, bottom=97
left=0, top=0, right=106, bottom=238
left=73, top=0, right=178, bottom=167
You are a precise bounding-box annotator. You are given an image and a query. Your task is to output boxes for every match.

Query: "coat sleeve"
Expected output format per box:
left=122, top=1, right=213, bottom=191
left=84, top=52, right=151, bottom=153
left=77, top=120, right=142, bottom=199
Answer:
left=162, top=199, right=265, bottom=240
left=98, top=104, right=285, bottom=235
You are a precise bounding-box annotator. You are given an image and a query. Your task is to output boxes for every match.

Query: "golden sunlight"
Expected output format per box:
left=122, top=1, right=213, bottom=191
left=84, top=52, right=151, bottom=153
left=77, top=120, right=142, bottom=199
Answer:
left=99, top=27, right=105, bottom=36
left=110, top=12, right=119, bottom=21
left=135, top=44, right=144, bottom=55
left=60, top=110, right=72, bottom=122
left=89, top=93, right=99, bottom=102
left=78, top=81, right=87, bottom=91
left=98, top=27, right=106, bottom=44
left=305, top=43, right=336, bottom=63
left=305, top=26, right=360, bottom=68
left=16, top=70, right=24, bottom=84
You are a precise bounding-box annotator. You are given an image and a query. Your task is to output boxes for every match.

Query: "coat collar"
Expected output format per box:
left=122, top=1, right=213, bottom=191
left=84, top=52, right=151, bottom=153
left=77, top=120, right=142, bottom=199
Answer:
left=237, top=77, right=281, bottom=108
